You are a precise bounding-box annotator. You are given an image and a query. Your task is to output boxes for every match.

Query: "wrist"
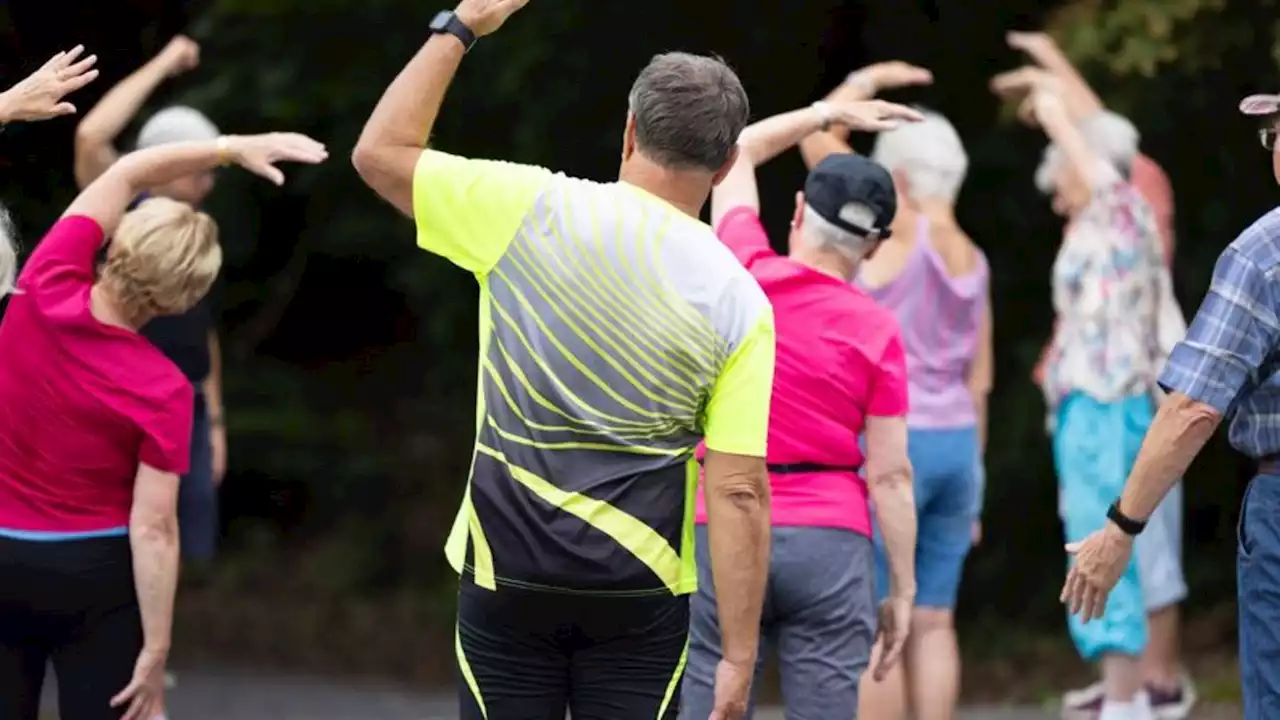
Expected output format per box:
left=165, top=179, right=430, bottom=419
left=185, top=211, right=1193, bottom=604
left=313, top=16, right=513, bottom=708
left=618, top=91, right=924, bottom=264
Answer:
left=216, top=135, right=238, bottom=167
left=844, top=70, right=878, bottom=97
left=142, top=641, right=171, bottom=656
left=810, top=101, right=835, bottom=132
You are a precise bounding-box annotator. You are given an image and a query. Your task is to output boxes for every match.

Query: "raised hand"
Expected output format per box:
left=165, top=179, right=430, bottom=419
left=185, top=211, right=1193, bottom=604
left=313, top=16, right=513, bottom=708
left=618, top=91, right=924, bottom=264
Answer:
left=454, top=0, right=531, bottom=37
left=156, top=35, right=200, bottom=78
left=0, top=45, right=99, bottom=122
left=827, top=99, right=924, bottom=132
left=989, top=65, right=1054, bottom=98
left=1006, top=30, right=1061, bottom=60
left=223, top=133, right=329, bottom=185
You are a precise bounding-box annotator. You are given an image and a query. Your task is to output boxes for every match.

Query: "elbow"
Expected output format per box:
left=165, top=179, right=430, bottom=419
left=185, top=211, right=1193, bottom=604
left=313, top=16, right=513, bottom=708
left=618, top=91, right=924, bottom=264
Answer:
left=351, top=141, right=379, bottom=185
left=868, top=461, right=913, bottom=493
left=707, top=469, right=771, bottom=516
left=130, top=508, right=178, bottom=544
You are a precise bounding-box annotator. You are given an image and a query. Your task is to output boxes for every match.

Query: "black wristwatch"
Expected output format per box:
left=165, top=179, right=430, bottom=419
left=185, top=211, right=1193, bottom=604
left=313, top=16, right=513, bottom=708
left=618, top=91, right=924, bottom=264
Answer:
left=1106, top=499, right=1146, bottom=536
left=429, top=10, right=477, bottom=53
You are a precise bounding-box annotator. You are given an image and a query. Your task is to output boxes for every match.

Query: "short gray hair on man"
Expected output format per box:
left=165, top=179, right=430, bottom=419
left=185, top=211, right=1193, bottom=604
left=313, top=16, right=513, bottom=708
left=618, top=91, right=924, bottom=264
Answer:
left=0, top=203, right=18, bottom=298
left=135, top=105, right=221, bottom=150
left=800, top=202, right=879, bottom=263
left=627, top=52, right=750, bottom=172
left=1035, top=109, right=1139, bottom=194
left=870, top=108, right=968, bottom=204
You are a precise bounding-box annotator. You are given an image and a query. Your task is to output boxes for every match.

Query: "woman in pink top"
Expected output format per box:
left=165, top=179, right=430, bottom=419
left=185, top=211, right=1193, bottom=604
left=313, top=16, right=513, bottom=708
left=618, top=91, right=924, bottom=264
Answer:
left=0, top=131, right=325, bottom=720
left=681, top=98, right=922, bottom=720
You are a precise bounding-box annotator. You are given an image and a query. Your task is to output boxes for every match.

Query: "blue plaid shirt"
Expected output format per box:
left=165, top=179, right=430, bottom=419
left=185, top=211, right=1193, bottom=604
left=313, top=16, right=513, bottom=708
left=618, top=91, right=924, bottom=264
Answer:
left=1159, top=207, right=1280, bottom=458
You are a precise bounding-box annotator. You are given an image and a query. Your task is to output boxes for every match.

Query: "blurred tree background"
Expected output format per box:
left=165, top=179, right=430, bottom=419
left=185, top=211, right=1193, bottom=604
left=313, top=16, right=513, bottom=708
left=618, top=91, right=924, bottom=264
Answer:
left=0, top=0, right=1270, bottom=698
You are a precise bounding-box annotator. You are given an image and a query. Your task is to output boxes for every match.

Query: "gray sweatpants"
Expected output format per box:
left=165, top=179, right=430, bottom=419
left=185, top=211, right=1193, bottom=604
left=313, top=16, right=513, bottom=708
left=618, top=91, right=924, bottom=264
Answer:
left=681, top=525, right=877, bottom=720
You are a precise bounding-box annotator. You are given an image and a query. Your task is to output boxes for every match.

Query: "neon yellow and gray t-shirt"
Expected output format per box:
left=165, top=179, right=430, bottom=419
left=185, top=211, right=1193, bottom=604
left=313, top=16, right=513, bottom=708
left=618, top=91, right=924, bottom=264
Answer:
left=413, top=150, right=775, bottom=596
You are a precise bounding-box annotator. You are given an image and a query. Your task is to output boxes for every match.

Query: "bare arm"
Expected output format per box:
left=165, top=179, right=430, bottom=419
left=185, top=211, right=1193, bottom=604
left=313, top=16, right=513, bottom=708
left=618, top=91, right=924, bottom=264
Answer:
left=1030, top=88, right=1103, bottom=194
left=968, top=285, right=993, bottom=454
left=1117, top=393, right=1219, bottom=520
left=711, top=105, right=827, bottom=227
left=129, top=463, right=181, bottom=655
left=74, top=37, right=197, bottom=189
left=205, top=330, right=223, bottom=426
left=864, top=415, right=917, bottom=600
left=702, top=449, right=771, bottom=667
left=1007, top=32, right=1103, bottom=121
left=351, top=33, right=464, bottom=218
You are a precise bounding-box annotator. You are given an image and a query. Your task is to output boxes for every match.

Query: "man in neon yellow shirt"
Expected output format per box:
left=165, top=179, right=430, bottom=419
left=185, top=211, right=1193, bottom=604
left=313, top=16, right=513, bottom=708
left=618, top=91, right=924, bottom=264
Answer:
left=352, top=2, right=775, bottom=718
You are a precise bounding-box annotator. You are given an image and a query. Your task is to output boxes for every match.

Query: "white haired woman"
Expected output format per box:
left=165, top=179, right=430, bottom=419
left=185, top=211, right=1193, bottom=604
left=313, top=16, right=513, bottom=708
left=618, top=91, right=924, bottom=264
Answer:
left=1007, top=72, right=1168, bottom=720
left=801, top=63, right=991, bottom=720
left=0, top=132, right=325, bottom=720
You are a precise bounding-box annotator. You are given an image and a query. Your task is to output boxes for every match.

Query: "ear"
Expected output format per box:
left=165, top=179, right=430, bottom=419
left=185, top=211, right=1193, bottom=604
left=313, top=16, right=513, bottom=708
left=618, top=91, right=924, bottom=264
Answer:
left=710, top=145, right=741, bottom=187
left=622, top=112, right=637, bottom=162
left=791, top=191, right=805, bottom=228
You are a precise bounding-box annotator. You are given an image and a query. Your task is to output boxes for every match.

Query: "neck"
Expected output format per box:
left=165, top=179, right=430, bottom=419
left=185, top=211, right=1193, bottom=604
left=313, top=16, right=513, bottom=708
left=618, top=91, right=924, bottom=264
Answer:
left=618, top=155, right=711, bottom=219
left=791, top=247, right=856, bottom=282
left=90, top=284, right=147, bottom=331
left=912, top=196, right=958, bottom=225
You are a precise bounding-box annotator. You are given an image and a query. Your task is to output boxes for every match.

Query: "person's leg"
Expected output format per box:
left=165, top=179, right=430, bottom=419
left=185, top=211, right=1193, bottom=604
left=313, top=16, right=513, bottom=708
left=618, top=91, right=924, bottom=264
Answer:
left=904, top=426, right=975, bottom=720
left=47, top=537, right=138, bottom=720
left=1236, top=474, right=1280, bottom=720
left=0, top=537, right=50, bottom=720
left=455, top=577, right=570, bottom=719
left=178, top=398, right=217, bottom=567
left=1136, top=480, right=1195, bottom=719
left=681, top=525, right=769, bottom=720
left=771, top=528, right=876, bottom=720
left=568, top=593, right=690, bottom=720
left=1055, top=393, right=1150, bottom=720
left=861, top=426, right=945, bottom=720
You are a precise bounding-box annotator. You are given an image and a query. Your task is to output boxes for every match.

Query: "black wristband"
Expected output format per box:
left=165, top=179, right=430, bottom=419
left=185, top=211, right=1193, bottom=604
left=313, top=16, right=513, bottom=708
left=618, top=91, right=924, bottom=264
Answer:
left=1106, top=499, right=1146, bottom=536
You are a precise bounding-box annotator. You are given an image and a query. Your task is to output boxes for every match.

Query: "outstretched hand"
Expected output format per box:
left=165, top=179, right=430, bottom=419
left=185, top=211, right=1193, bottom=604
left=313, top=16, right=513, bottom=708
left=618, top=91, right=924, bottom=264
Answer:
left=1006, top=30, right=1061, bottom=60
left=224, top=133, right=329, bottom=185
left=829, top=99, right=924, bottom=132
left=454, top=0, right=531, bottom=37
left=1, top=45, right=99, bottom=122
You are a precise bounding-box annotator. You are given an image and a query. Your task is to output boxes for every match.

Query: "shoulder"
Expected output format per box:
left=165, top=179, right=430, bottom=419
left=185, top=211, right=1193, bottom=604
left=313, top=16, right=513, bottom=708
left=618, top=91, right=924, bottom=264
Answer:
left=1226, top=207, right=1280, bottom=274
left=660, top=217, right=772, bottom=343
left=837, top=286, right=903, bottom=351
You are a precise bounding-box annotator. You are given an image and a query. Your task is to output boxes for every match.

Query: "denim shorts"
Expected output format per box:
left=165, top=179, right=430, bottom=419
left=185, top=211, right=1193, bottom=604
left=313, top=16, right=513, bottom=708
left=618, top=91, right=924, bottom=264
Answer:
left=1238, top=473, right=1280, bottom=719
left=873, top=425, right=977, bottom=609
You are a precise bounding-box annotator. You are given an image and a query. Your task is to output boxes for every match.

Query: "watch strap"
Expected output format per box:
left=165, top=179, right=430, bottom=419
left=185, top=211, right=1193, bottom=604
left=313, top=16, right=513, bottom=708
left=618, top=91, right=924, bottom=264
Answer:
left=429, top=10, right=477, bottom=52
left=1106, top=499, right=1146, bottom=536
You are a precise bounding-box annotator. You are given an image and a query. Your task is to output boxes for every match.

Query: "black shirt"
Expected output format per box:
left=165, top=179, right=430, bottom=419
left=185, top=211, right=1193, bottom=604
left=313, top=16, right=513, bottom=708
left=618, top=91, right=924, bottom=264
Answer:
left=140, top=293, right=214, bottom=383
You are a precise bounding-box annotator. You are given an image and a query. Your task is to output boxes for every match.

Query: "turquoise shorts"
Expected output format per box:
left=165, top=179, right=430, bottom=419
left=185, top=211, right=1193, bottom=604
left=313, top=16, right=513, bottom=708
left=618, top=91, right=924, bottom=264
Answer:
left=1054, top=392, right=1150, bottom=661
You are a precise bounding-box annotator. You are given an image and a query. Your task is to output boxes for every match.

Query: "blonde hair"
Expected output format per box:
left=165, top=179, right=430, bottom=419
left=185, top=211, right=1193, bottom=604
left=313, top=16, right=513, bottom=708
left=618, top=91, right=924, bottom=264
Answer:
left=0, top=203, right=17, bottom=298
left=100, top=197, right=221, bottom=318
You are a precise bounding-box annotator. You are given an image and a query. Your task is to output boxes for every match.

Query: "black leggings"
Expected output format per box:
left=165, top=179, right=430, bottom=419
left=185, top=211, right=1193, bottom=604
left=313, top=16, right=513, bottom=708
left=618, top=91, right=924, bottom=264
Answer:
left=0, top=535, right=142, bottom=720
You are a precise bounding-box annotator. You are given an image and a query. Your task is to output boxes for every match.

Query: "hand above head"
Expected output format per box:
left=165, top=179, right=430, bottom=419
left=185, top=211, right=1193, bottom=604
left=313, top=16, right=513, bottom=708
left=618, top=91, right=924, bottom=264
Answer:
left=454, top=0, right=531, bottom=37
left=1006, top=30, right=1063, bottom=61
left=221, top=133, right=329, bottom=186
left=823, top=99, right=924, bottom=133
left=155, top=35, right=200, bottom=78
left=989, top=65, right=1054, bottom=98
left=845, top=61, right=933, bottom=97
left=0, top=45, right=99, bottom=122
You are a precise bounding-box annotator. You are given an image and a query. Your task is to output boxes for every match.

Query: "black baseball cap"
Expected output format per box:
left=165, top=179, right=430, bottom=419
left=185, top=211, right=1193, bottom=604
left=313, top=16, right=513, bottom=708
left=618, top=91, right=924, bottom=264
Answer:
left=803, top=153, right=897, bottom=239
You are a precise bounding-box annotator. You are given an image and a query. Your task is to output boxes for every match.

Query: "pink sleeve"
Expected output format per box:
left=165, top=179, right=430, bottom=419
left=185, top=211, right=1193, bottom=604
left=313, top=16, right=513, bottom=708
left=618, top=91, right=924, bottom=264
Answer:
left=18, top=215, right=103, bottom=296
left=868, top=328, right=909, bottom=417
left=138, top=383, right=195, bottom=475
left=714, top=206, right=775, bottom=268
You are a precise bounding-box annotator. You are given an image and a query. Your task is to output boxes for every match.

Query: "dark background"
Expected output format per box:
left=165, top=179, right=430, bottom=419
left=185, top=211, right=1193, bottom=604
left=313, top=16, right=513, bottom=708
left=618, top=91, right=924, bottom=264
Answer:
left=0, top=0, right=1268, bottom=699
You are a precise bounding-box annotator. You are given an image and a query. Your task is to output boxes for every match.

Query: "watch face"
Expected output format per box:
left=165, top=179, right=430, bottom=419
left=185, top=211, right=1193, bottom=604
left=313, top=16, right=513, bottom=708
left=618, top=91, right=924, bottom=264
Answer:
left=428, top=10, right=452, bottom=31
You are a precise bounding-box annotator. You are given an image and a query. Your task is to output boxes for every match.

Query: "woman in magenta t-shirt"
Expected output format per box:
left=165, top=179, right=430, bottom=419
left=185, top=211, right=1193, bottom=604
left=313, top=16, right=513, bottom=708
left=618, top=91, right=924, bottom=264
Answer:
left=0, top=131, right=325, bottom=720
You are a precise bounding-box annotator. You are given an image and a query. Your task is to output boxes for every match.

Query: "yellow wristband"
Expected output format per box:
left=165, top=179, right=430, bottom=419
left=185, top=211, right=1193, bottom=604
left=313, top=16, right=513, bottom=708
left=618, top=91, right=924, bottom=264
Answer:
left=215, top=136, right=230, bottom=167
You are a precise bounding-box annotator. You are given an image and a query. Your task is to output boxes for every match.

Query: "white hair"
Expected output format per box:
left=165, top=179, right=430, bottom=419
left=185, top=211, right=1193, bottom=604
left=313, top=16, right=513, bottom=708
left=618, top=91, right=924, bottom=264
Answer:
left=1035, top=109, right=1140, bottom=194
left=0, top=203, right=17, bottom=298
left=870, top=109, right=968, bottom=203
left=800, top=203, right=878, bottom=262
left=135, top=105, right=221, bottom=150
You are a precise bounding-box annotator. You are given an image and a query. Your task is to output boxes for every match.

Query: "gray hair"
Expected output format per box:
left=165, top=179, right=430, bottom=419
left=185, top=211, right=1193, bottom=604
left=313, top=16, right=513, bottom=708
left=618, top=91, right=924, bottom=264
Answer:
left=870, top=109, right=968, bottom=203
left=800, top=203, right=878, bottom=263
left=135, top=105, right=220, bottom=150
left=628, top=52, right=749, bottom=172
left=1035, top=109, right=1139, bottom=194
left=0, top=203, right=17, bottom=298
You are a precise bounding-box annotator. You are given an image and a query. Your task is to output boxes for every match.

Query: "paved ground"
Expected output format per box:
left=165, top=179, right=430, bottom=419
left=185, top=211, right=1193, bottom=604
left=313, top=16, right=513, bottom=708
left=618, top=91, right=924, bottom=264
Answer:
left=41, top=669, right=1240, bottom=719
left=40, top=669, right=1060, bottom=719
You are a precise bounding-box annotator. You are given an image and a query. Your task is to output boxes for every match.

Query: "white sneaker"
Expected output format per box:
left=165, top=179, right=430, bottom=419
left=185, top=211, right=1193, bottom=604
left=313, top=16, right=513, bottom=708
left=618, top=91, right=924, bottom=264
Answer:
left=1061, top=679, right=1105, bottom=719
left=1098, top=690, right=1153, bottom=720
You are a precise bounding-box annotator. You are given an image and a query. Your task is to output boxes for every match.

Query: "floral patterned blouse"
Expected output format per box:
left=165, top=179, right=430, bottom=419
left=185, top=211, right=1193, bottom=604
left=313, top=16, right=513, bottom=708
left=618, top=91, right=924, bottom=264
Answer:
left=1041, top=164, right=1168, bottom=416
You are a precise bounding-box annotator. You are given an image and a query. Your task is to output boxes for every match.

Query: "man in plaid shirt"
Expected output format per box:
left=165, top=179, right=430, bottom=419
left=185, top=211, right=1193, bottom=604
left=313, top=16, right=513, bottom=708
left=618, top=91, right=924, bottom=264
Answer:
left=1063, top=92, right=1280, bottom=720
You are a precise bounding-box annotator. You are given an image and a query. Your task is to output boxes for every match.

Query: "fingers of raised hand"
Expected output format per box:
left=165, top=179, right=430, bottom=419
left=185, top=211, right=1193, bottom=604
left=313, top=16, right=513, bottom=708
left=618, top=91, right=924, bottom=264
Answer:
left=873, top=100, right=924, bottom=122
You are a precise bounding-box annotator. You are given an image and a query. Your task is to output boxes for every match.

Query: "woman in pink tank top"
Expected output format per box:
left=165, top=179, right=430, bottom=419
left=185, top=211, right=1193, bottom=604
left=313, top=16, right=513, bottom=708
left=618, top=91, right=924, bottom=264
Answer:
left=802, top=74, right=990, bottom=720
